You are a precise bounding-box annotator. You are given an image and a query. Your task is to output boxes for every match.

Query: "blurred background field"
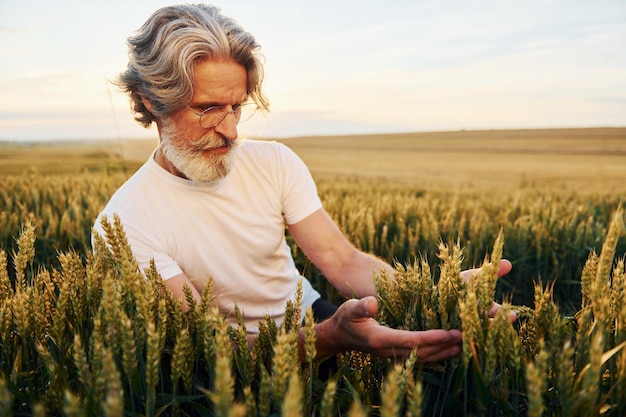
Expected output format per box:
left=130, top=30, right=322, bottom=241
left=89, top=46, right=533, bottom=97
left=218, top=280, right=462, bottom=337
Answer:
left=285, top=127, right=626, bottom=192
left=2, top=127, right=625, bottom=193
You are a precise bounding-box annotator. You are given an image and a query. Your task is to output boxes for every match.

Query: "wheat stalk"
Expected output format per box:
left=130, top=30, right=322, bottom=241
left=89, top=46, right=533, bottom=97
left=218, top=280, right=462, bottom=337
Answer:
left=0, top=378, right=12, bottom=416
left=0, top=251, right=12, bottom=302
left=281, top=370, right=302, bottom=417
left=381, top=363, right=404, bottom=417
left=171, top=326, right=194, bottom=393
left=526, top=343, right=548, bottom=417
left=319, top=379, right=337, bottom=417
left=436, top=240, right=463, bottom=330
left=271, top=330, right=298, bottom=404
left=102, top=349, right=124, bottom=417
left=12, top=222, right=36, bottom=290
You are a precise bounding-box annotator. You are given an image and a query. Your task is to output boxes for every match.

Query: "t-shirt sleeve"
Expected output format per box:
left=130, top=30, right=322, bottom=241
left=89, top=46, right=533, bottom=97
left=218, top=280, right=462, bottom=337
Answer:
left=92, top=203, right=184, bottom=281
left=276, top=143, right=322, bottom=225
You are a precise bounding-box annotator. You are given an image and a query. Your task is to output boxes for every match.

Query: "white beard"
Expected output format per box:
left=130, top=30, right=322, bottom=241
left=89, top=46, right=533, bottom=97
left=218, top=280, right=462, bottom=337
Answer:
left=159, top=122, right=240, bottom=183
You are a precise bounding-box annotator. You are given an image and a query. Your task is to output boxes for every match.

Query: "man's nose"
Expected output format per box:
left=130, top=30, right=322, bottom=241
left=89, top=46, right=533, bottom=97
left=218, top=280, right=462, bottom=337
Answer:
left=214, top=111, right=238, bottom=141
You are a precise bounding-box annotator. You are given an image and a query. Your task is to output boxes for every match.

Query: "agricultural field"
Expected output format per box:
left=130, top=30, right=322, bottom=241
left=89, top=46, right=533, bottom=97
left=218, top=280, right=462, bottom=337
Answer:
left=2, top=127, right=625, bottom=190
left=1, top=127, right=626, bottom=415
left=284, top=127, right=626, bottom=191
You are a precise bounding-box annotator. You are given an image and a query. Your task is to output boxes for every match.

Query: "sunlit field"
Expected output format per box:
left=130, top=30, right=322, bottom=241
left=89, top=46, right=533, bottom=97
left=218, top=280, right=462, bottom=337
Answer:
left=3, top=127, right=625, bottom=192
left=1, top=127, right=626, bottom=415
left=283, top=127, right=626, bottom=192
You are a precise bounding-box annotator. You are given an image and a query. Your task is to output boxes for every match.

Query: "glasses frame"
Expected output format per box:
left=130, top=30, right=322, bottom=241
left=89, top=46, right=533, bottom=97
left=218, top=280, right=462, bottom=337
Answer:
left=186, top=102, right=258, bottom=129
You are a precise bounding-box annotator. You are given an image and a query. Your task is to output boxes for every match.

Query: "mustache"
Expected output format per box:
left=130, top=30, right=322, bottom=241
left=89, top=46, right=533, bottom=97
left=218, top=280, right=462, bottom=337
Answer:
left=188, top=134, right=237, bottom=153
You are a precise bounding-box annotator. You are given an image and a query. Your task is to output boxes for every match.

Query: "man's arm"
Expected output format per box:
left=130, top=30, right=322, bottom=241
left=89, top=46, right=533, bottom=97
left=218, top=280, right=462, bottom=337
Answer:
left=164, top=273, right=203, bottom=312
left=288, top=208, right=515, bottom=362
left=287, top=208, right=395, bottom=298
left=288, top=207, right=514, bottom=306
left=287, top=208, right=466, bottom=361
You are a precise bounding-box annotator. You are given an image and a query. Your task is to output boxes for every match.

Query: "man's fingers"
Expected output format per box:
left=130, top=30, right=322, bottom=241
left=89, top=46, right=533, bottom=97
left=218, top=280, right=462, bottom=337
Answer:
left=489, top=302, right=501, bottom=317
left=340, top=296, right=379, bottom=321
left=400, top=329, right=462, bottom=362
left=498, top=259, right=512, bottom=277
left=422, top=328, right=463, bottom=345
left=488, top=302, right=518, bottom=322
left=367, top=327, right=463, bottom=360
left=359, top=296, right=379, bottom=318
left=337, top=297, right=467, bottom=362
left=416, top=343, right=463, bottom=362
left=461, top=259, right=512, bottom=282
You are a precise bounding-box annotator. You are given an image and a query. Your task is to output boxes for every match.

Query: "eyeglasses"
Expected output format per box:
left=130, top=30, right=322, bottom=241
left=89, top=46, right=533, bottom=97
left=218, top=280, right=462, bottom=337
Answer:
left=186, top=102, right=258, bottom=129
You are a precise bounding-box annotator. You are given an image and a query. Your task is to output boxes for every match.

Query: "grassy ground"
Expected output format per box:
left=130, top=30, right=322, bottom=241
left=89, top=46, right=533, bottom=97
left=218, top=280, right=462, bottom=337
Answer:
left=2, top=127, right=625, bottom=192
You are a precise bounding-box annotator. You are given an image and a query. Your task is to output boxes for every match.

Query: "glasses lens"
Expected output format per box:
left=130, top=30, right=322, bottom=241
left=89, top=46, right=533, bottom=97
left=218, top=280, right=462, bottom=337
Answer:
left=197, top=103, right=258, bottom=128
left=237, top=103, right=258, bottom=124
left=199, top=107, right=227, bottom=129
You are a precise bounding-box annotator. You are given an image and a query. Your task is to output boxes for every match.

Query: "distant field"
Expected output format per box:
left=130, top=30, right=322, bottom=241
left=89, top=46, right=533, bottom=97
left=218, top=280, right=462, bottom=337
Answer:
left=281, top=127, right=626, bottom=192
left=0, top=139, right=153, bottom=175
left=2, top=127, right=625, bottom=192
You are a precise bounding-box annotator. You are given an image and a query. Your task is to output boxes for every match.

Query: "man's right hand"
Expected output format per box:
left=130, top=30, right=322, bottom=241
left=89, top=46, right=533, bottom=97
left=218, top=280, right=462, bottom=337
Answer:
left=314, top=296, right=463, bottom=362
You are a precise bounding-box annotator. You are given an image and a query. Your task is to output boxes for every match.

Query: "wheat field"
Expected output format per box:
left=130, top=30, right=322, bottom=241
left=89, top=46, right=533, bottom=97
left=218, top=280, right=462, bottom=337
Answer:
left=1, top=127, right=626, bottom=416
left=282, top=127, right=626, bottom=191
left=3, top=127, right=625, bottom=191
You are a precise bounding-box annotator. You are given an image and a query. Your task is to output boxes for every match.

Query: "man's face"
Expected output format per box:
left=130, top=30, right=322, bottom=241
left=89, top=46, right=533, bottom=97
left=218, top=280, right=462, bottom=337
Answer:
left=158, top=59, right=248, bottom=182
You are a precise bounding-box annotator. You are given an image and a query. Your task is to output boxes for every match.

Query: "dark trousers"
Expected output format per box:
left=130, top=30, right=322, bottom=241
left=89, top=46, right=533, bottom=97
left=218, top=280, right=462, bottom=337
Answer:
left=311, top=298, right=338, bottom=322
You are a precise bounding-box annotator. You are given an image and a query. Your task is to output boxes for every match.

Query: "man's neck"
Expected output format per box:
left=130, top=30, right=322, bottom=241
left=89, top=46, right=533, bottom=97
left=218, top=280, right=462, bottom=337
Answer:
left=154, top=146, right=188, bottom=179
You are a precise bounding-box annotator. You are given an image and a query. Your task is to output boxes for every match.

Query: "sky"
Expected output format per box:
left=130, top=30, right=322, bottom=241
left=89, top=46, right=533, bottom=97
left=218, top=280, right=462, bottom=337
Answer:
left=0, top=0, right=625, bottom=141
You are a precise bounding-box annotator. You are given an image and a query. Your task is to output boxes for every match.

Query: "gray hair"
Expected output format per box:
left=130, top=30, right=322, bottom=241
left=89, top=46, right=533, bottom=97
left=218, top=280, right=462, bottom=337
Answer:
left=116, top=4, right=269, bottom=127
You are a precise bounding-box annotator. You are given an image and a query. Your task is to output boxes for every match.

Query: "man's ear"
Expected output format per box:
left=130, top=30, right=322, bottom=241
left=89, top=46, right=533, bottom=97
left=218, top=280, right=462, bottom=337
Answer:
left=141, top=96, right=155, bottom=113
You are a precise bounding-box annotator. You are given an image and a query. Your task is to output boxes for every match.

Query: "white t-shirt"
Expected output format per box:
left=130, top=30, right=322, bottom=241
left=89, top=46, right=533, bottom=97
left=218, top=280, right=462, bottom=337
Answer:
left=93, top=139, right=323, bottom=333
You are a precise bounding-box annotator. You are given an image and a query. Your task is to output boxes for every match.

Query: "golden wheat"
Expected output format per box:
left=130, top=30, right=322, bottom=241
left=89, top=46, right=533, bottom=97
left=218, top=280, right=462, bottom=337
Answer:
left=1, top=167, right=626, bottom=415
